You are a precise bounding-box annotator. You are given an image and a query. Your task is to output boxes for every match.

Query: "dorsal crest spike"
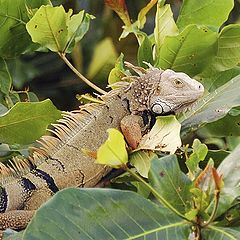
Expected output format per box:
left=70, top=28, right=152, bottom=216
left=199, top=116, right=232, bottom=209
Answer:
left=0, top=103, right=103, bottom=187
left=124, top=61, right=147, bottom=75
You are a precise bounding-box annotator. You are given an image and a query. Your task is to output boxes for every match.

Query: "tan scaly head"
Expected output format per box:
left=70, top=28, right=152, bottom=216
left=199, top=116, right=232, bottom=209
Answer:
left=122, top=63, right=204, bottom=115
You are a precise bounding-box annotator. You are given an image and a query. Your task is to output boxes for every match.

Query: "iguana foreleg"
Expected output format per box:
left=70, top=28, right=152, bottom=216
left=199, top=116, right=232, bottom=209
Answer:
left=120, top=115, right=144, bottom=149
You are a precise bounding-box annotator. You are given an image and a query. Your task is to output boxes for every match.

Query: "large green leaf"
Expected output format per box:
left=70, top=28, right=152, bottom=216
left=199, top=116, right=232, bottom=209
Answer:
left=0, top=58, right=11, bottom=94
left=149, top=155, right=192, bottom=214
left=156, top=24, right=217, bottom=76
left=177, top=0, right=234, bottom=30
left=180, top=74, right=240, bottom=133
left=198, top=112, right=240, bottom=137
left=200, top=67, right=240, bottom=91
left=0, top=0, right=49, bottom=58
left=201, top=25, right=240, bottom=76
left=26, top=5, right=69, bottom=52
left=22, top=188, right=190, bottom=239
left=0, top=99, right=61, bottom=145
left=211, top=25, right=240, bottom=72
left=202, top=226, right=240, bottom=240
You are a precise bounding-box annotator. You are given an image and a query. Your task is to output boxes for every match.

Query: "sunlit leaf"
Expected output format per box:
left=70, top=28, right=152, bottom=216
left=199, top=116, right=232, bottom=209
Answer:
left=156, top=25, right=217, bottom=76
left=154, top=4, right=178, bottom=55
left=26, top=5, right=69, bottom=52
left=137, top=115, right=181, bottom=154
left=177, top=0, right=234, bottom=30
left=26, top=5, right=93, bottom=53
left=96, top=128, right=128, bottom=168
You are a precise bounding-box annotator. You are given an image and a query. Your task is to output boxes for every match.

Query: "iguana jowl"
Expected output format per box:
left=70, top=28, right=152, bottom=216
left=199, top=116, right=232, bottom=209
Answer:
left=0, top=63, right=204, bottom=231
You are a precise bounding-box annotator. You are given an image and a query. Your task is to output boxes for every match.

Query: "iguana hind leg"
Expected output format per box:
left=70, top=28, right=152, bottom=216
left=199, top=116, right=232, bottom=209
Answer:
left=0, top=210, right=35, bottom=230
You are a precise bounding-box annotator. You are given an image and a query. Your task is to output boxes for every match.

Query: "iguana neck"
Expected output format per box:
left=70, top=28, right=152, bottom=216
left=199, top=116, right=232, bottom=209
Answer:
left=119, top=69, right=162, bottom=114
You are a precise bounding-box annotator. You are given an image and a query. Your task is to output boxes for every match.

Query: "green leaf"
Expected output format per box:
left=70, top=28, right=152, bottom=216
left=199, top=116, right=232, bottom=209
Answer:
left=186, top=139, right=208, bottom=178
left=0, top=0, right=49, bottom=58
left=201, top=67, right=240, bottom=92
left=137, top=35, right=153, bottom=67
left=137, top=115, right=181, bottom=154
left=0, top=99, right=61, bottom=145
left=130, top=151, right=156, bottom=178
left=156, top=25, right=217, bottom=76
left=96, top=128, right=128, bottom=168
left=87, top=38, right=118, bottom=79
left=202, top=226, right=240, bottom=240
left=177, top=0, right=234, bottom=30
left=22, top=188, right=190, bottom=239
left=108, top=53, right=125, bottom=87
left=65, top=12, right=94, bottom=53
left=210, top=25, right=240, bottom=72
left=180, top=75, right=240, bottom=133
left=0, top=58, right=11, bottom=94
left=149, top=155, right=192, bottom=214
left=154, top=4, right=178, bottom=55
left=198, top=113, right=240, bottom=138
left=26, top=5, right=69, bottom=52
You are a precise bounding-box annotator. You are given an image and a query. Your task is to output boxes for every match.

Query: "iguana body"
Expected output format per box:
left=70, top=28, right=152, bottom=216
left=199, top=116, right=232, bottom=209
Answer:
left=0, top=63, right=204, bottom=232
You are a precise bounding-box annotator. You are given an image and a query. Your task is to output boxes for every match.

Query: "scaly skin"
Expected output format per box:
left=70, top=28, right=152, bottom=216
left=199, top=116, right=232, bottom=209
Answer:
left=0, top=64, right=204, bottom=232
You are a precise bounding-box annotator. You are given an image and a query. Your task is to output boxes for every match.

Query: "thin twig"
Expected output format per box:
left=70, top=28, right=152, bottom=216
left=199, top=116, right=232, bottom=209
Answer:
left=58, top=53, right=107, bottom=95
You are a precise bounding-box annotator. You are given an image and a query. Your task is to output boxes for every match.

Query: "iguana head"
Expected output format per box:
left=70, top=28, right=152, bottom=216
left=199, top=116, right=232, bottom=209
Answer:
left=122, top=63, right=204, bottom=115
left=147, top=69, right=204, bottom=114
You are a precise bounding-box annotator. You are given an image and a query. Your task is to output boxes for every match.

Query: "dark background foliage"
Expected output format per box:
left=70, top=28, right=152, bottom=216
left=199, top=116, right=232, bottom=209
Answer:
left=14, top=0, right=239, bottom=110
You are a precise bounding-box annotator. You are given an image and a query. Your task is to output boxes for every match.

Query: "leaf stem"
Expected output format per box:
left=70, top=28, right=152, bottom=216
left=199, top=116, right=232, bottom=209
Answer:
left=126, top=166, right=189, bottom=221
left=201, top=190, right=220, bottom=227
left=58, top=53, right=107, bottom=95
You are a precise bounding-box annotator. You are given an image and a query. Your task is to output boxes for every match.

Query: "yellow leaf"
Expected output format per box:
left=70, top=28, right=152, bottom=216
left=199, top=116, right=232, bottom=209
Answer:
left=96, top=128, right=128, bottom=168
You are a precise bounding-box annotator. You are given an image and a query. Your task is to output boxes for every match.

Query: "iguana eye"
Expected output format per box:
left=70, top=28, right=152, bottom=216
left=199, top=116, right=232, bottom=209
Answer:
left=173, top=79, right=183, bottom=88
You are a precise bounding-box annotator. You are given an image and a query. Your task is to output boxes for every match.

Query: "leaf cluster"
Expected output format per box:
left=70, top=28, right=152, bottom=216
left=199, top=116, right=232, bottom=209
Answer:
left=1, top=0, right=240, bottom=239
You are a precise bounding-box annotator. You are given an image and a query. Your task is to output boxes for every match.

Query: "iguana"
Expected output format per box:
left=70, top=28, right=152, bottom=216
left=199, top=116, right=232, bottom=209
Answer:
left=0, top=63, right=204, bottom=233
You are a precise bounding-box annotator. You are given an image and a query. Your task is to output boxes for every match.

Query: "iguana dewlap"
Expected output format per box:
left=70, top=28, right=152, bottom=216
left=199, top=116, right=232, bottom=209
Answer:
left=0, top=63, right=204, bottom=232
